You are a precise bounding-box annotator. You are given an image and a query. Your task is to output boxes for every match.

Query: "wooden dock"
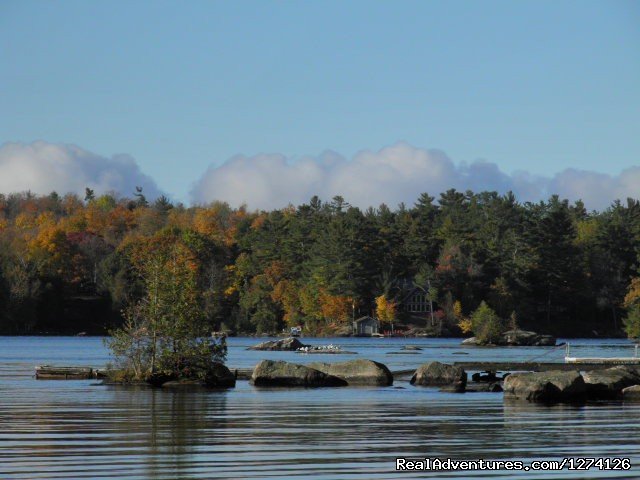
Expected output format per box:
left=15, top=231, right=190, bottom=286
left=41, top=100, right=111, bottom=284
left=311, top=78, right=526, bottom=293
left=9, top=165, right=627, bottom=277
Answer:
left=564, top=357, right=640, bottom=365
left=35, top=365, right=101, bottom=380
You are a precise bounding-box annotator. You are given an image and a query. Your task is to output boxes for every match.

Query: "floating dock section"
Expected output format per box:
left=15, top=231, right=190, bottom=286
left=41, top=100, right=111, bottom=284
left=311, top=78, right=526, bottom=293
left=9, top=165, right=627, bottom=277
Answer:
left=35, top=365, right=106, bottom=380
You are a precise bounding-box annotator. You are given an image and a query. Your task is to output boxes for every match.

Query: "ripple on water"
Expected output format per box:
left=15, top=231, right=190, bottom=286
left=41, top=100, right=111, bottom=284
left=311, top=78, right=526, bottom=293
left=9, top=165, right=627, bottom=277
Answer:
left=1, top=337, right=640, bottom=479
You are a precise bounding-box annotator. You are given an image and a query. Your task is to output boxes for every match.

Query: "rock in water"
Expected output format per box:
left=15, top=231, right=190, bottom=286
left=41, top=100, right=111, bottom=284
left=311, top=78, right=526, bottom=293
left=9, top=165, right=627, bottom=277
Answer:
left=247, top=337, right=307, bottom=351
left=622, top=385, right=640, bottom=401
left=466, top=383, right=503, bottom=393
left=461, top=330, right=556, bottom=346
left=582, top=366, right=640, bottom=399
left=151, top=363, right=236, bottom=389
left=204, top=362, right=236, bottom=388
left=410, top=361, right=467, bottom=391
left=502, top=329, right=556, bottom=346
left=503, top=370, right=586, bottom=402
left=146, top=372, right=176, bottom=387
left=308, top=359, right=393, bottom=386
left=250, top=360, right=347, bottom=387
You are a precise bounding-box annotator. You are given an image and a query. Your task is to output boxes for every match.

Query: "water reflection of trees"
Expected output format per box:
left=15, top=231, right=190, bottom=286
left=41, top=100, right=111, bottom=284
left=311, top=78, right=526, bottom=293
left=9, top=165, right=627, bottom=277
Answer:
left=104, top=386, right=229, bottom=479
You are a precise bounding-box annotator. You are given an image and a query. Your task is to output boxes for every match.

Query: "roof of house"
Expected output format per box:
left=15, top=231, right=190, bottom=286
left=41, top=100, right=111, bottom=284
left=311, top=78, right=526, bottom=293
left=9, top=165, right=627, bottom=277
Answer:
left=398, top=285, right=427, bottom=305
left=353, top=316, right=376, bottom=323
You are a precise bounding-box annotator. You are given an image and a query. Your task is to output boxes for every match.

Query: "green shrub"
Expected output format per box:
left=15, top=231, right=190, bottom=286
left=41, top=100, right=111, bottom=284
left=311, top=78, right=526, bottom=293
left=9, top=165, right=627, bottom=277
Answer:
left=471, top=301, right=504, bottom=344
left=624, top=305, right=640, bottom=340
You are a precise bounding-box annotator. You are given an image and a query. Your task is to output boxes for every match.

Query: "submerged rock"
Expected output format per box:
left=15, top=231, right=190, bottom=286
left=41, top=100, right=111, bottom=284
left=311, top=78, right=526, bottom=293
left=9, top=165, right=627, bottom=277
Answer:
left=439, top=384, right=466, bottom=393
left=582, top=366, right=640, bottom=399
left=247, top=337, right=307, bottom=351
left=161, top=379, right=206, bottom=389
left=250, top=360, right=347, bottom=387
left=503, top=370, right=585, bottom=402
left=410, top=361, right=467, bottom=391
left=308, top=359, right=393, bottom=386
left=466, top=383, right=503, bottom=393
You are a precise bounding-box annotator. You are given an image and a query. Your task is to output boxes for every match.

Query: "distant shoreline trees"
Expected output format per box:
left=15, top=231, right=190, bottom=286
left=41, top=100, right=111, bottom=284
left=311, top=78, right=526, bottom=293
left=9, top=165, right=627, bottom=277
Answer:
left=0, top=189, right=638, bottom=339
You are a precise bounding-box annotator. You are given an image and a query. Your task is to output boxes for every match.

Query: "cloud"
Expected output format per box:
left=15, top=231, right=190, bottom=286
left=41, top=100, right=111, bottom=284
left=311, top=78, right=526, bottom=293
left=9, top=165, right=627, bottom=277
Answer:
left=191, top=142, right=639, bottom=211
left=0, top=141, right=163, bottom=199
left=2, top=140, right=636, bottom=211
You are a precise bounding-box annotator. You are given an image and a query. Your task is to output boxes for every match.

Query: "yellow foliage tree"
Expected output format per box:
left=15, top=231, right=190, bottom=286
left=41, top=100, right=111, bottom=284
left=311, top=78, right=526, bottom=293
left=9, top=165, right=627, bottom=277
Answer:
left=375, top=295, right=397, bottom=325
left=624, top=277, right=640, bottom=309
left=454, top=299, right=473, bottom=333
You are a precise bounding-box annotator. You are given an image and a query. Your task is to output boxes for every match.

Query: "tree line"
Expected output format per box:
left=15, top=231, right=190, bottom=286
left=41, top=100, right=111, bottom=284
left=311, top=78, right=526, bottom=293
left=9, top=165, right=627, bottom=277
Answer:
left=0, top=188, right=639, bottom=338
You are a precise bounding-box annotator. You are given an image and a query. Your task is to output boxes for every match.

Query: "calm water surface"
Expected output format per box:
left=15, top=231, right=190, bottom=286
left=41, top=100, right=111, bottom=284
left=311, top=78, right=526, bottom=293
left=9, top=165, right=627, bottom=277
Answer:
left=1, top=337, right=639, bottom=479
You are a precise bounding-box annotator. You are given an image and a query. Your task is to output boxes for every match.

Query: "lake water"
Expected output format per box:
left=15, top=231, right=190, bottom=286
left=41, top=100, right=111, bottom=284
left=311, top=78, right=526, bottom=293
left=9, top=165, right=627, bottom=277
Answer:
left=1, top=336, right=640, bottom=479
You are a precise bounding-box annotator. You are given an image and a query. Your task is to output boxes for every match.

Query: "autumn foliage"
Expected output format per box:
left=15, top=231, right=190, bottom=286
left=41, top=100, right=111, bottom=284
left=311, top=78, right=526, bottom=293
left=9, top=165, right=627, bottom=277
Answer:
left=0, top=189, right=638, bottom=339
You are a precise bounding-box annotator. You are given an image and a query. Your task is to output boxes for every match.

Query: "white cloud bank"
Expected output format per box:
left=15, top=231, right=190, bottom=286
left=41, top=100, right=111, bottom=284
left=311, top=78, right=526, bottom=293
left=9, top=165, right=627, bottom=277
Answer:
left=0, top=141, right=636, bottom=211
left=192, top=142, right=639, bottom=211
left=0, top=141, right=163, bottom=199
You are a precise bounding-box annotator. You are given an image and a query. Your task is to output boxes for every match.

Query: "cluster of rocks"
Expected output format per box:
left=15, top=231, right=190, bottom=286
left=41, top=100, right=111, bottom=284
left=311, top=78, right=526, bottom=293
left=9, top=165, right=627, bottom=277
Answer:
left=125, top=348, right=640, bottom=404
left=248, top=359, right=506, bottom=393
left=462, top=329, right=556, bottom=346
left=503, top=365, right=640, bottom=403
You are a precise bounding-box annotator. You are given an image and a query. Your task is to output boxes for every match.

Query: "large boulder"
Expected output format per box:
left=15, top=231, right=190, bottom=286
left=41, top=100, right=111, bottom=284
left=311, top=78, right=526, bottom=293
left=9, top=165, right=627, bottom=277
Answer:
left=410, top=362, right=467, bottom=391
left=204, top=362, right=236, bottom=388
left=503, top=370, right=586, bottom=402
left=247, top=337, right=307, bottom=351
left=250, top=360, right=347, bottom=387
left=622, top=385, right=640, bottom=401
left=582, top=366, right=640, bottom=399
left=308, top=359, right=393, bottom=386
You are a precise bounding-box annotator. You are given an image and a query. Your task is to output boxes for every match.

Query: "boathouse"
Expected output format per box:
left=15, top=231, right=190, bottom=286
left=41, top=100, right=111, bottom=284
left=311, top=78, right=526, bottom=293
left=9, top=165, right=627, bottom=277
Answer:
left=353, top=316, right=379, bottom=336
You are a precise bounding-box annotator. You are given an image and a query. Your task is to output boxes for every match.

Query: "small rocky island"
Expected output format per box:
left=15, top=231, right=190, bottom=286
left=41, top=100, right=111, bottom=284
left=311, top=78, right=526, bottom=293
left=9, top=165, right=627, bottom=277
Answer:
left=247, top=337, right=356, bottom=354
left=247, top=337, right=307, bottom=351
left=462, top=329, right=556, bottom=346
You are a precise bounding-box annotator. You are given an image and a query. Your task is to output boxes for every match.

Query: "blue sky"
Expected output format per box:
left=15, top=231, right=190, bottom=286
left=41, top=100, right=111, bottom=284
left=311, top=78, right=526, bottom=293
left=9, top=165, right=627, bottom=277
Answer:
left=0, top=0, right=638, bottom=209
